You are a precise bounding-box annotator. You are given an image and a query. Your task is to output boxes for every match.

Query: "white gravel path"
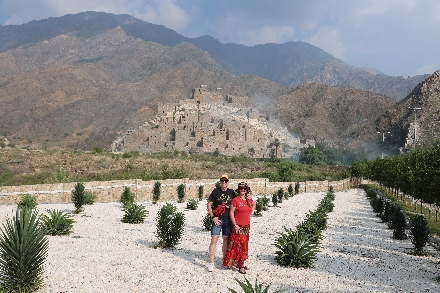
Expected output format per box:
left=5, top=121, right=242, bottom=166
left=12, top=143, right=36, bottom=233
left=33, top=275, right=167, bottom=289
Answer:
left=0, top=188, right=438, bottom=293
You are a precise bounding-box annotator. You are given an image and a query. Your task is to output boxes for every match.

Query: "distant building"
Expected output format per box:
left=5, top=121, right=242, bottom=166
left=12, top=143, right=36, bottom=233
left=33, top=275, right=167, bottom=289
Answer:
left=111, top=86, right=312, bottom=157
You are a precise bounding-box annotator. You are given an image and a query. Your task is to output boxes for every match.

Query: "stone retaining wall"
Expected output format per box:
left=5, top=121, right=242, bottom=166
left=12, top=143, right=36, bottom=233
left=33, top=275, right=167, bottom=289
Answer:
left=0, top=178, right=354, bottom=205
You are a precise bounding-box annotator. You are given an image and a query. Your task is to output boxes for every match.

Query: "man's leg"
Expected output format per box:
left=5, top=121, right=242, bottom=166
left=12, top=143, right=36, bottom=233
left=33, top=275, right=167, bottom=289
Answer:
left=222, top=236, right=229, bottom=257
left=209, top=236, right=219, bottom=263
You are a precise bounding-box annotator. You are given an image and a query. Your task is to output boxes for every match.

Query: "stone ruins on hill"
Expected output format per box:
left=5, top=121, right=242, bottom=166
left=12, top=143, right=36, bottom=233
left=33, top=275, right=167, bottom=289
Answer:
left=111, top=86, right=314, bottom=158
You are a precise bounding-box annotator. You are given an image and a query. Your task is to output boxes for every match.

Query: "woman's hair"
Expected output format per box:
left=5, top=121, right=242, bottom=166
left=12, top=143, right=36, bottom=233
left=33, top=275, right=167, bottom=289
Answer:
left=237, top=182, right=251, bottom=207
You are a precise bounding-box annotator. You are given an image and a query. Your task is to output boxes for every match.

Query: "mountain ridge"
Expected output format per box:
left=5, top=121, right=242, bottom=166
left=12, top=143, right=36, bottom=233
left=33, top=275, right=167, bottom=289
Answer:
left=0, top=11, right=429, bottom=100
left=0, top=11, right=438, bottom=157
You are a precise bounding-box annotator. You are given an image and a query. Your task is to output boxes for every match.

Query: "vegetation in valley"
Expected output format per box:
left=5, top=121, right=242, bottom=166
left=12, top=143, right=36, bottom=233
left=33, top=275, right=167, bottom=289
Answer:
left=0, top=149, right=349, bottom=187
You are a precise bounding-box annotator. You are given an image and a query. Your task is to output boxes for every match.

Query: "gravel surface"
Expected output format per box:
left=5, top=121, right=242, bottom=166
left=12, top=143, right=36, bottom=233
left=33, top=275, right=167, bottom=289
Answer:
left=0, top=189, right=439, bottom=293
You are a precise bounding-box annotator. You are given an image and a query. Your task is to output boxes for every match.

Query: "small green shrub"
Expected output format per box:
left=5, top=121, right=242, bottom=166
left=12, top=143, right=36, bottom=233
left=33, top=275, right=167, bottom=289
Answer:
left=122, top=151, right=140, bottom=158
left=155, top=203, right=185, bottom=248
left=296, top=220, right=322, bottom=242
left=83, top=191, right=96, bottom=205
left=228, top=277, right=285, bottom=293
left=152, top=181, right=161, bottom=204
left=372, top=196, right=384, bottom=216
left=380, top=200, right=393, bottom=223
left=122, top=203, right=148, bottom=224
left=261, top=195, right=269, bottom=211
left=274, top=228, right=319, bottom=268
left=120, top=187, right=135, bottom=208
left=72, top=182, right=85, bottom=213
left=17, top=194, right=38, bottom=210
left=202, top=213, right=212, bottom=231
left=177, top=184, right=185, bottom=203
left=198, top=185, right=204, bottom=201
left=92, top=146, right=103, bottom=154
left=40, top=209, right=75, bottom=235
left=294, top=182, right=300, bottom=194
left=253, top=198, right=264, bottom=217
left=409, top=214, right=430, bottom=255
left=287, top=184, right=294, bottom=197
left=186, top=198, right=199, bottom=210
left=277, top=188, right=284, bottom=203
left=391, top=210, right=407, bottom=240
left=0, top=208, right=48, bottom=292
left=271, top=193, right=278, bottom=207
left=283, top=192, right=289, bottom=200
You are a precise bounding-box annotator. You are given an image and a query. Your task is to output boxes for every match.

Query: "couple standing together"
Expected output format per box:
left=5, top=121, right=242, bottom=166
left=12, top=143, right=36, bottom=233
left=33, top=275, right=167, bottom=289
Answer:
left=207, top=174, right=256, bottom=274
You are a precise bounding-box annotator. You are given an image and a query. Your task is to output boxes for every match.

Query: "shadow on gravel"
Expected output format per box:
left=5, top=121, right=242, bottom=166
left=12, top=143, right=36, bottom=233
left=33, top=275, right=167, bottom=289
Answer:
left=305, top=189, right=440, bottom=292
left=135, top=239, right=208, bottom=270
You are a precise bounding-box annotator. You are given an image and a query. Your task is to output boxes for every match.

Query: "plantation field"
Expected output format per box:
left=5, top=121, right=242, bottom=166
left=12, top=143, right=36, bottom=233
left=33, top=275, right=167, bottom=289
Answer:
left=0, top=189, right=438, bottom=292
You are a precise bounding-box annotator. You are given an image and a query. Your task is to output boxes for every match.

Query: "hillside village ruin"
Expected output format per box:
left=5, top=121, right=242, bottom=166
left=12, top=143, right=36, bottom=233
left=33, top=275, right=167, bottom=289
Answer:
left=111, top=86, right=314, bottom=158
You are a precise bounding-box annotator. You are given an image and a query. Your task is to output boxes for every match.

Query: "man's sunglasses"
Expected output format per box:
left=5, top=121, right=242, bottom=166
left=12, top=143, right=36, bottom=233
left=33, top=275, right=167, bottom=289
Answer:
left=220, top=179, right=229, bottom=183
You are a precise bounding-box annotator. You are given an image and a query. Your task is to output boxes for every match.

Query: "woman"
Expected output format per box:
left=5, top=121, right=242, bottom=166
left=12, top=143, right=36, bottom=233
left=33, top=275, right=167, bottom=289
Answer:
left=223, top=182, right=256, bottom=274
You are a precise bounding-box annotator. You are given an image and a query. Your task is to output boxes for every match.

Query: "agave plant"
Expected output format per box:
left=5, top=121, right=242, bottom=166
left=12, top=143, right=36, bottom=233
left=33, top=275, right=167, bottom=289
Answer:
left=17, top=194, right=38, bottom=210
left=228, top=277, right=285, bottom=293
left=274, top=228, right=319, bottom=268
left=83, top=191, right=96, bottom=205
left=40, top=209, right=75, bottom=236
left=0, top=208, right=48, bottom=292
left=122, top=203, right=149, bottom=224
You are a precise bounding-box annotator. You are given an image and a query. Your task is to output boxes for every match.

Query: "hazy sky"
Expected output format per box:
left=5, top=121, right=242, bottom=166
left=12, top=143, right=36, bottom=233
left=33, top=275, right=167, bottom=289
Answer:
left=1, top=0, right=439, bottom=77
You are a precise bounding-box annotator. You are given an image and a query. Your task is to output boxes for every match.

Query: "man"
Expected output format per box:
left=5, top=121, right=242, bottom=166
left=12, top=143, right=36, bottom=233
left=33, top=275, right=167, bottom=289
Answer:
left=206, top=174, right=236, bottom=272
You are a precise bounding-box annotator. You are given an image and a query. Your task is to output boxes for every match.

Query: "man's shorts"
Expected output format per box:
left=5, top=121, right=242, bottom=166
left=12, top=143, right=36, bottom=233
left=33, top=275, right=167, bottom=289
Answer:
left=211, top=218, right=231, bottom=237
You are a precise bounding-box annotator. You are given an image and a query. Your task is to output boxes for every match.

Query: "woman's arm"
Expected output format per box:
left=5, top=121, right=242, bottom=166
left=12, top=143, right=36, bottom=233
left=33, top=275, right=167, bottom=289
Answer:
left=251, top=199, right=256, bottom=212
left=230, top=204, right=240, bottom=232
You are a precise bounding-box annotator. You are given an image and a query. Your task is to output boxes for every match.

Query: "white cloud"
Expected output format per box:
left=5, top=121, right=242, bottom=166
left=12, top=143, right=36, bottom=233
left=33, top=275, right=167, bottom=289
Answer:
left=307, top=26, right=346, bottom=59
left=5, top=14, right=23, bottom=25
left=237, top=25, right=295, bottom=46
left=414, top=63, right=437, bottom=76
left=130, top=0, right=189, bottom=31
left=0, top=0, right=189, bottom=31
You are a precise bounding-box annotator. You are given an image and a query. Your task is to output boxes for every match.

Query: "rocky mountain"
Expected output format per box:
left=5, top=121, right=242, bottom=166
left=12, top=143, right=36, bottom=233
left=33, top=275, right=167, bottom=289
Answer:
left=376, top=69, right=440, bottom=154
left=0, top=11, right=429, bottom=100
left=276, top=83, right=397, bottom=150
left=0, top=27, right=291, bottom=150
left=0, top=11, right=436, bottom=155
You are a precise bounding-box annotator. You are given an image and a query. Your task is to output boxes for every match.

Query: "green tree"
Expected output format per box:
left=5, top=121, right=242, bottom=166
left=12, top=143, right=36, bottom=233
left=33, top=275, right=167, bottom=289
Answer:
left=177, top=184, right=185, bottom=203
left=152, top=181, right=161, bottom=204
left=299, top=146, right=328, bottom=165
left=72, top=182, right=85, bottom=213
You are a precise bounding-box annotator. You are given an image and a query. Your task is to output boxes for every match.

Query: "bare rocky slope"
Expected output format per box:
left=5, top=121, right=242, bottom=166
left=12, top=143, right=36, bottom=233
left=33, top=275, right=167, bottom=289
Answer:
left=0, top=11, right=429, bottom=100
left=0, top=12, right=437, bottom=154
left=376, top=68, right=440, bottom=153
left=276, top=83, right=397, bottom=150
